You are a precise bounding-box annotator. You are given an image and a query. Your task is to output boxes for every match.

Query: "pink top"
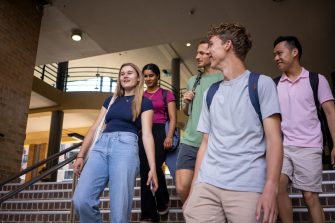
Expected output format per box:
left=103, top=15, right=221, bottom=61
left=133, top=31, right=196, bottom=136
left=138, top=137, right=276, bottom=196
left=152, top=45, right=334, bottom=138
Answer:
left=144, top=88, right=175, bottom=124
left=277, top=67, right=334, bottom=148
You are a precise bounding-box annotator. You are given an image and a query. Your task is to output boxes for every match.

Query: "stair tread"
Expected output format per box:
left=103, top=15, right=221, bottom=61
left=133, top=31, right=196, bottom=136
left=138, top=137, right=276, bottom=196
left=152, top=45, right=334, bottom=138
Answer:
left=2, top=172, right=335, bottom=222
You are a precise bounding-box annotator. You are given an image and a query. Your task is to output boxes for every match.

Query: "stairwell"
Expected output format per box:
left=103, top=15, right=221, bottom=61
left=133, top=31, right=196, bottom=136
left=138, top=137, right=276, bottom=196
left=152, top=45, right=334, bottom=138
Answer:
left=1, top=171, right=335, bottom=223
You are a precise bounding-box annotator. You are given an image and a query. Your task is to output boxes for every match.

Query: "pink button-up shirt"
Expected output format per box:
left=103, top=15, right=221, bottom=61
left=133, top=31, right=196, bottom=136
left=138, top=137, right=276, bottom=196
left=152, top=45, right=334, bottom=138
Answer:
left=277, top=67, right=334, bottom=148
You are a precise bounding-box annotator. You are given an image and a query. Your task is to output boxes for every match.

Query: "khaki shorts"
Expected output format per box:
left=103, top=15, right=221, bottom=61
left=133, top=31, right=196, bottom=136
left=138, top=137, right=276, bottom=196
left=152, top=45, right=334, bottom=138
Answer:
left=282, top=146, right=322, bottom=193
left=184, top=183, right=261, bottom=223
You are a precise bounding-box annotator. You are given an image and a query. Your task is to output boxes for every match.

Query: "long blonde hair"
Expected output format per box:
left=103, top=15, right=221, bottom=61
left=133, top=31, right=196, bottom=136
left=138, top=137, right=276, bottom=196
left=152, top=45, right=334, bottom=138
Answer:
left=113, top=63, right=144, bottom=121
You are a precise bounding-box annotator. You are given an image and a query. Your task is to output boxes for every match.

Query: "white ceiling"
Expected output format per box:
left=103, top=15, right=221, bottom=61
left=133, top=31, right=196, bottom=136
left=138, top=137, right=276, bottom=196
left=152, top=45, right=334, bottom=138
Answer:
left=36, top=0, right=335, bottom=76
left=27, top=110, right=98, bottom=133
left=28, top=0, right=335, bottom=135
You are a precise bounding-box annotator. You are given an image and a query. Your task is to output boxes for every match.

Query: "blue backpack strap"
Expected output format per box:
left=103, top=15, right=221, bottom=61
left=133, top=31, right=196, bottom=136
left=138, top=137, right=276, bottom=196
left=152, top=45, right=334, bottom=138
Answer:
left=206, top=81, right=222, bottom=110
left=248, top=72, right=262, bottom=124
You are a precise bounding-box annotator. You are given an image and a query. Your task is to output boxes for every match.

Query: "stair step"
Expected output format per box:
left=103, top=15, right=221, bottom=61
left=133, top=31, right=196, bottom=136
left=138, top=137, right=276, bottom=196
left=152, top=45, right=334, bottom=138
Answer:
left=1, top=171, right=335, bottom=222
left=2, top=170, right=335, bottom=191
left=0, top=196, right=183, bottom=211
left=0, top=176, right=174, bottom=191
left=0, top=208, right=184, bottom=223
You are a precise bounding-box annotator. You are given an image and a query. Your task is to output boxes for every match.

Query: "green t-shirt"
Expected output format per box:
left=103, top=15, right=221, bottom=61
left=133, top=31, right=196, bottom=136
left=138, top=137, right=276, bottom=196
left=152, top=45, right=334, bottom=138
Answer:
left=181, top=73, right=223, bottom=148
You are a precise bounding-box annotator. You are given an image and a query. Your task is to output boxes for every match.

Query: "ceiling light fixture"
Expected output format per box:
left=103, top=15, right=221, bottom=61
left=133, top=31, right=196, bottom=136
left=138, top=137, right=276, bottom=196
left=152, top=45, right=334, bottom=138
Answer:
left=71, top=29, right=82, bottom=41
left=186, top=43, right=191, bottom=47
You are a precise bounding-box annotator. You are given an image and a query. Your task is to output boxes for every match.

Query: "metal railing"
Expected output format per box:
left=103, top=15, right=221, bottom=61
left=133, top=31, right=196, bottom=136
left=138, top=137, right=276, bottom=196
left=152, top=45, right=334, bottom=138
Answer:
left=0, top=140, right=83, bottom=222
left=34, top=64, right=58, bottom=87
left=0, top=142, right=82, bottom=203
left=34, top=64, right=186, bottom=106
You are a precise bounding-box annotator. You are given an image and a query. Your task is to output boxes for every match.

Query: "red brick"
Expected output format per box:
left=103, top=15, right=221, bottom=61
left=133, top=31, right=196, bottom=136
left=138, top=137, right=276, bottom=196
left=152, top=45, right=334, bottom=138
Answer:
left=0, top=0, right=41, bottom=181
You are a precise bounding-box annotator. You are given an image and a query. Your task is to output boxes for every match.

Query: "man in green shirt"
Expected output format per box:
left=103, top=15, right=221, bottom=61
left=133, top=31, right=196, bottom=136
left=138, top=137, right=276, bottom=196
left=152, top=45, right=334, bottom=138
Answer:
left=176, top=40, right=223, bottom=203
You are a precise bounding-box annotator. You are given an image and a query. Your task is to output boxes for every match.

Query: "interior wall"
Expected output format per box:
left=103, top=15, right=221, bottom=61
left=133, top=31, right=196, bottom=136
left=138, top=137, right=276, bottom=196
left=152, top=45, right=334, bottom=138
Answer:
left=0, top=0, right=42, bottom=180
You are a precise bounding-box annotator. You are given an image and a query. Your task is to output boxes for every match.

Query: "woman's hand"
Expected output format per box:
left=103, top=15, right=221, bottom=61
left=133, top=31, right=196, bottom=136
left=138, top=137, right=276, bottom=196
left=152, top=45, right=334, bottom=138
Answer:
left=146, top=169, right=158, bottom=192
left=73, top=157, right=84, bottom=177
left=163, top=137, right=173, bottom=150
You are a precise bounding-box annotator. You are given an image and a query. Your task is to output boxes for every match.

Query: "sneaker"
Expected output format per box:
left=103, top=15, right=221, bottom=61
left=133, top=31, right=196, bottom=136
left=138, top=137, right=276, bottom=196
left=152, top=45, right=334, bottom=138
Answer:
left=157, top=205, right=169, bottom=215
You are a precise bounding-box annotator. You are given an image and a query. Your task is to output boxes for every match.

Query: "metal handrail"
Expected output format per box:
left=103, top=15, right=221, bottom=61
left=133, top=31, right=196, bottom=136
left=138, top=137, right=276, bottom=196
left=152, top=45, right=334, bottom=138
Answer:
left=0, top=142, right=82, bottom=187
left=33, top=64, right=185, bottom=105
left=0, top=152, right=79, bottom=204
left=70, top=171, right=78, bottom=223
left=34, top=65, right=177, bottom=92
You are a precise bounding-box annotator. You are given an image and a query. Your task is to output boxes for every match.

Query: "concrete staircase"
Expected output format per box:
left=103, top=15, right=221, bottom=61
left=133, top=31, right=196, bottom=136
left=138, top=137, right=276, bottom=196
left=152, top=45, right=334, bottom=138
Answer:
left=1, top=171, right=335, bottom=223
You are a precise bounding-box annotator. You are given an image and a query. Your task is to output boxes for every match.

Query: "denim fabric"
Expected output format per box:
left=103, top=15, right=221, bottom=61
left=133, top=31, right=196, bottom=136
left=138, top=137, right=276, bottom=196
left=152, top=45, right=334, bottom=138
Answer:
left=73, top=132, right=139, bottom=223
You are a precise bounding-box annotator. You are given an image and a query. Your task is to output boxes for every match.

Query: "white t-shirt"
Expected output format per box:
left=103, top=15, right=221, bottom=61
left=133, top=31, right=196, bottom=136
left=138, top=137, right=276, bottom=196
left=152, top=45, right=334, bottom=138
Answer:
left=197, top=70, right=281, bottom=193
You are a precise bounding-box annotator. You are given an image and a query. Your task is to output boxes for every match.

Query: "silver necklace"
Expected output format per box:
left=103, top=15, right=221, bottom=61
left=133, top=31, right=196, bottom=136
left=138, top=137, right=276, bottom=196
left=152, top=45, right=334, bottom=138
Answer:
left=125, top=96, right=132, bottom=102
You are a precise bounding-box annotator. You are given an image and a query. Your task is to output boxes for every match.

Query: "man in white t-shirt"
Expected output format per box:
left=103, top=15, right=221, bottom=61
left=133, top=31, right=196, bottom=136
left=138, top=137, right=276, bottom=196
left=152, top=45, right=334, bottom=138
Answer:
left=183, top=22, right=283, bottom=223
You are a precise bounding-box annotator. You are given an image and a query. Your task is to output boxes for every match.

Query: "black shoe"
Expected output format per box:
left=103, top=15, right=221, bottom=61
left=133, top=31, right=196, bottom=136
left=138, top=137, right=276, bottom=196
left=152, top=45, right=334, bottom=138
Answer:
left=157, top=205, right=169, bottom=215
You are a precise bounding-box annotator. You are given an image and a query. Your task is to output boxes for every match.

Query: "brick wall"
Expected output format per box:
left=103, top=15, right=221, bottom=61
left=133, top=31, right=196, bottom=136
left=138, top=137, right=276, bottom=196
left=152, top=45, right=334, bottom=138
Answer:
left=0, top=0, right=42, bottom=180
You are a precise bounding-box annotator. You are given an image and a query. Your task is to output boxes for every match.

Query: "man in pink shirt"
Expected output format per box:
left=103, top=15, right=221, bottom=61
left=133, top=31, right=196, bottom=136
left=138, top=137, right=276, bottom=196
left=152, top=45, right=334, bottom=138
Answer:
left=273, top=36, right=335, bottom=223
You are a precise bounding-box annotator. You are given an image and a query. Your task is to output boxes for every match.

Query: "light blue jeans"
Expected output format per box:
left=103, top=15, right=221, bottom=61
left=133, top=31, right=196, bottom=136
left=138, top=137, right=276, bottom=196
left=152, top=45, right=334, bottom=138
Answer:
left=73, top=132, right=140, bottom=223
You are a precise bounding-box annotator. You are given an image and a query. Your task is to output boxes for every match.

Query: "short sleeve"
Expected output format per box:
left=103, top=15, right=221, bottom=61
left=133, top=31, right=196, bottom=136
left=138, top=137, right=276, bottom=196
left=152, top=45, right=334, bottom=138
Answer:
left=197, top=90, right=211, bottom=134
left=258, top=75, right=281, bottom=120
left=141, top=96, right=153, bottom=112
left=187, top=76, right=196, bottom=91
left=103, top=96, right=113, bottom=108
left=318, top=74, right=334, bottom=104
left=166, top=90, right=176, bottom=103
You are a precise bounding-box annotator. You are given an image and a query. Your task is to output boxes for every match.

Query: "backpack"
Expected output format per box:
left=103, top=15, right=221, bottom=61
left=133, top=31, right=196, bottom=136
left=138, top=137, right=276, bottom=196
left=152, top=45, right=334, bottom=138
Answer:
left=162, top=89, right=180, bottom=150
left=206, top=72, right=263, bottom=125
left=274, top=72, right=333, bottom=149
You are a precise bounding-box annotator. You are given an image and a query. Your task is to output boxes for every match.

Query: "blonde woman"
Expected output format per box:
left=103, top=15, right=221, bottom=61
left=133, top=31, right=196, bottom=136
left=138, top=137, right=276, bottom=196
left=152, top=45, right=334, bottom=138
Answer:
left=73, top=63, right=158, bottom=223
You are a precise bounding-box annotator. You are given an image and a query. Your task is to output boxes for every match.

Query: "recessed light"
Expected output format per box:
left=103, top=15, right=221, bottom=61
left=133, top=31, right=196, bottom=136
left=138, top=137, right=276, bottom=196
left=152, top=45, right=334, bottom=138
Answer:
left=186, top=43, right=191, bottom=47
left=71, top=29, right=82, bottom=41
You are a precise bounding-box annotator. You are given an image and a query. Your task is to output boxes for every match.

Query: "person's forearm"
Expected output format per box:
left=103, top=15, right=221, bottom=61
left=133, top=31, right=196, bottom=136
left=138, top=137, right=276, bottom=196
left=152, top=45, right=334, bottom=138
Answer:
left=77, top=127, right=95, bottom=158
left=182, top=102, right=190, bottom=116
left=142, top=132, right=156, bottom=170
left=327, top=115, right=335, bottom=145
left=263, top=115, right=283, bottom=191
left=192, top=134, right=208, bottom=185
left=167, top=117, right=176, bottom=138
left=324, top=102, right=335, bottom=144
left=265, top=134, right=283, bottom=189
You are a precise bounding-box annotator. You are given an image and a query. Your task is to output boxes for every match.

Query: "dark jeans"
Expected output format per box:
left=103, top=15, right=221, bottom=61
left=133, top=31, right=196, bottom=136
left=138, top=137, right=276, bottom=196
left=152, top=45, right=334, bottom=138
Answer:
left=139, top=124, right=169, bottom=221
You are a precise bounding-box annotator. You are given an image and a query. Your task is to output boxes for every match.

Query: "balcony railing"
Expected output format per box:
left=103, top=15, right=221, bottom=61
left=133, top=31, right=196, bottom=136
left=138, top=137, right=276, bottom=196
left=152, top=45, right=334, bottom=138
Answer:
left=34, top=64, right=186, bottom=107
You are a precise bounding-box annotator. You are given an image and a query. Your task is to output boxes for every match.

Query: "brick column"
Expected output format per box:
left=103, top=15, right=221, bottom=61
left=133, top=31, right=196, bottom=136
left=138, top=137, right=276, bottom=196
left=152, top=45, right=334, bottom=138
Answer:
left=0, top=0, right=42, bottom=180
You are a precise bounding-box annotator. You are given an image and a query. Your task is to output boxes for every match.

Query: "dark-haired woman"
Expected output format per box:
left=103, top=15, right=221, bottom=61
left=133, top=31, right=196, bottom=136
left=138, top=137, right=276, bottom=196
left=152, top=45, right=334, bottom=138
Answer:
left=139, top=63, right=177, bottom=223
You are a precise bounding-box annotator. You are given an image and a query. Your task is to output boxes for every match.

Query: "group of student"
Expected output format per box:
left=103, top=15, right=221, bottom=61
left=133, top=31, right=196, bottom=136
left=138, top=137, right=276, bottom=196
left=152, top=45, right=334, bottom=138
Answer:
left=71, top=22, right=335, bottom=223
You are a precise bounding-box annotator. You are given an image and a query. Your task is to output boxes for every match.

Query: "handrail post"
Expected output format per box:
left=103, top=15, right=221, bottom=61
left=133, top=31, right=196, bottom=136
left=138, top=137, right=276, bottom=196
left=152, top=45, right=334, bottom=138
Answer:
left=99, top=76, right=103, bottom=92
left=70, top=170, right=78, bottom=223
left=41, top=65, right=46, bottom=80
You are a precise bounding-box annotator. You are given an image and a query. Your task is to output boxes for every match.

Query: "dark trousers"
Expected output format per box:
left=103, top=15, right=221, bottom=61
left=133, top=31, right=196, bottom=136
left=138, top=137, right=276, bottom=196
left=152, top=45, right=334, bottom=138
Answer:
left=139, top=124, right=169, bottom=221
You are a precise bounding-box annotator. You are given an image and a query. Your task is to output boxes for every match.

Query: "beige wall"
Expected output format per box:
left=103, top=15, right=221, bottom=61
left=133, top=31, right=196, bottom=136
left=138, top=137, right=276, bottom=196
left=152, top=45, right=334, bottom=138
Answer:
left=0, top=0, right=42, bottom=180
